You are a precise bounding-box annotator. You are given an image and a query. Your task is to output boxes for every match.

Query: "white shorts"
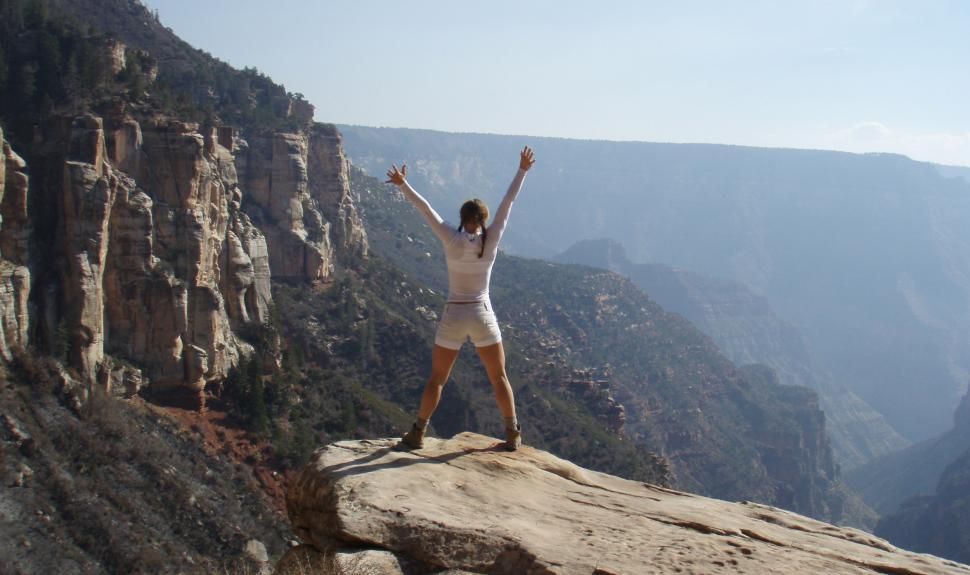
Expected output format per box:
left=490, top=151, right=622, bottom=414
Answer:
left=435, top=300, right=503, bottom=350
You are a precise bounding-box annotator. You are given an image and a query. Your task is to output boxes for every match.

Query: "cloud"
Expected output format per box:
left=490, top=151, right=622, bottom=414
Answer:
left=825, top=122, right=970, bottom=166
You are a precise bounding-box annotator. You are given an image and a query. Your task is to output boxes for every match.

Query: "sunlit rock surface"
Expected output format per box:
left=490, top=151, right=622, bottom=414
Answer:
left=288, top=432, right=970, bottom=575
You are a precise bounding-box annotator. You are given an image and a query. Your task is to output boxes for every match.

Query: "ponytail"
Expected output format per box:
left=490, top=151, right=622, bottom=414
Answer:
left=457, top=220, right=488, bottom=258
left=478, top=229, right=487, bottom=258
left=457, top=199, right=490, bottom=258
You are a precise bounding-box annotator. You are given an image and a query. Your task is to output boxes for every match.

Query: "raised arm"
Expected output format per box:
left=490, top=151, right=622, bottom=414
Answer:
left=490, top=146, right=535, bottom=241
left=386, top=164, right=453, bottom=242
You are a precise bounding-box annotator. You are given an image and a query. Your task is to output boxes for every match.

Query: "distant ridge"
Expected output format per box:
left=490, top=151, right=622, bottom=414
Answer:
left=340, top=123, right=970, bottom=446
left=555, top=238, right=909, bottom=470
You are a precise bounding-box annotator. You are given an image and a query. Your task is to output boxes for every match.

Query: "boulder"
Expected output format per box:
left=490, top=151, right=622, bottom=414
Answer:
left=244, top=538, right=269, bottom=564
left=288, top=432, right=970, bottom=575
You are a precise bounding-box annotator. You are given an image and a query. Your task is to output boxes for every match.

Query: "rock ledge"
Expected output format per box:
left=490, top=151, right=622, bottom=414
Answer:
left=287, top=432, right=970, bottom=575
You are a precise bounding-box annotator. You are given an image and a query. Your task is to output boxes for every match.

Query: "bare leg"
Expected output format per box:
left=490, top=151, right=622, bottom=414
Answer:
left=417, top=344, right=461, bottom=421
left=475, top=341, right=516, bottom=419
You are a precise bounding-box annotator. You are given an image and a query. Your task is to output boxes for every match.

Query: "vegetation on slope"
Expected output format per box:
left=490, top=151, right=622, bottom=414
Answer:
left=0, top=353, right=289, bottom=574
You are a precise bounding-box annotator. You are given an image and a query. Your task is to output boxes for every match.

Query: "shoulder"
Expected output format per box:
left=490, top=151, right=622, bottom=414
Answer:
left=441, top=222, right=461, bottom=241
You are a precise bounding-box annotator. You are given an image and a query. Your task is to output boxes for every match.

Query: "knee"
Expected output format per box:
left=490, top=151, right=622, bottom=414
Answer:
left=426, top=374, right=448, bottom=389
left=491, top=372, right=511, bottom=388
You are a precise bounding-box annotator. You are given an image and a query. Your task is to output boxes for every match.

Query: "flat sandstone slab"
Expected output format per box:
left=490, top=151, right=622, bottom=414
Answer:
left=287, top=432, right=970, bottom=575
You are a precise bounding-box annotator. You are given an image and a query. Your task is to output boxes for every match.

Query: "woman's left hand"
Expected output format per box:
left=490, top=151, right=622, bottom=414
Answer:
left=520, top=146, right=536, bottom=172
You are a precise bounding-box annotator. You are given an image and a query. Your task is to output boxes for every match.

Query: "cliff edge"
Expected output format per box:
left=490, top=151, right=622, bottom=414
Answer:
left=286, top=432, right=969, bottom=575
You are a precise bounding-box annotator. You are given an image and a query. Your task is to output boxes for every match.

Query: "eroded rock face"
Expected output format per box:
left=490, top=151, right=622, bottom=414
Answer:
left=1, top=133, right=30, bottom=267
left=308, top=125, right=368, bottom=260
left=3, top=114, right=365, bottom=400
left=0, top=261, right=30, bottom=361
left=104, top=119, right=247, bottom=390
left=0, top=128, right=31, bottom=360
left=222, top=218, right=271, bottom=325
left=288, top=433, right=970, bottom=575
left=52, top=116, right=274, bottom=393
left=58, top=115, right=121, bottom=380
left=236, top=132, right=334, bottom=280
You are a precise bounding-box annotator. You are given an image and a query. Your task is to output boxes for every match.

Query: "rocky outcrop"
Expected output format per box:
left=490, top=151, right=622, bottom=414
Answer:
left=235, top=132, right=335, bottom=281
left=221, top=211, right=272, bottom=325
left=0, top=128, right=31, bottom=360
left=2, top=112, right=367, bottom=400
left=308, top=125, right=368, bottom=260
left=100, top=37, right=128, bottom=75
left=22, top=114, right=281, bottom=397
left=561, top=366, right=626, bottom=433
left=60, top=115, right=126, bottom=381
left=230, top=125, right=368, bottom=280
left=61, top=116, right=229, bottom=388
left=1, top=132, right=30, bottom=267
left=287, top=433, right=969, bottom=575
left=123, top=120, right=238, bottom=391
left=0, top=262, right=29, bottom=361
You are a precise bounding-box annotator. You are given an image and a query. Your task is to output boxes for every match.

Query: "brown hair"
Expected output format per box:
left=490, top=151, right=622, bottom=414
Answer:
left=458, top=199, right=489, bottom=258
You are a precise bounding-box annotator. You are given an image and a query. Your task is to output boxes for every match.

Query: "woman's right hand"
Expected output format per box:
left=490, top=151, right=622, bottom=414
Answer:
left=519, top=146, right=536, bottom=172
left=386, top=164, right=407, bottom=185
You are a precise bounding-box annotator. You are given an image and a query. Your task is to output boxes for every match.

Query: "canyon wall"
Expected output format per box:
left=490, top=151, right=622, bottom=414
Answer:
left=2, top=112, right=366, bottom=400
left=0, top=127, right=31, bottom=360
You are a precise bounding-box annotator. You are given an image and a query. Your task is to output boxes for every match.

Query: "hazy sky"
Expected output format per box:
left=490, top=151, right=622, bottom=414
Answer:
left=142, top=0, right=970, bottom=166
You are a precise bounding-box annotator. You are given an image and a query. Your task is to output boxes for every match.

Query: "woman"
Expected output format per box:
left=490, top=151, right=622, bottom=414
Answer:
left=386, top=146, right=536, bottom=451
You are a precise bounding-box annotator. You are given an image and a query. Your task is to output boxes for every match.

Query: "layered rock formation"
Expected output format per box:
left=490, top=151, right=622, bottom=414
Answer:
left=307, top=124, right=369, bottom=261
left=0, top=128, right=31, bottom=360
left=46, top=115, right=252, bottom=390
left=287, top=433, right=969, bottom=575
left=235, top=131, right=333, bottom=281
left=60, top=115, right=128, bottom=382
left=233, top=125, right=368, bottom=280
left=3, top=111, right=368, bottom=399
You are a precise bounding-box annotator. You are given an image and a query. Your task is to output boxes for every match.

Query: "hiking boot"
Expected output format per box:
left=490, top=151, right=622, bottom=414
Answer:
left=397, top=423, right=425, bottom=450
left=505, top=424, right=522, bottom=451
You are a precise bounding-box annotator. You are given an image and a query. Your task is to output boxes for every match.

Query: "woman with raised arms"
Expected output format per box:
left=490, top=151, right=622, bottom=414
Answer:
left=385, top=146, right=536, bottom=451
